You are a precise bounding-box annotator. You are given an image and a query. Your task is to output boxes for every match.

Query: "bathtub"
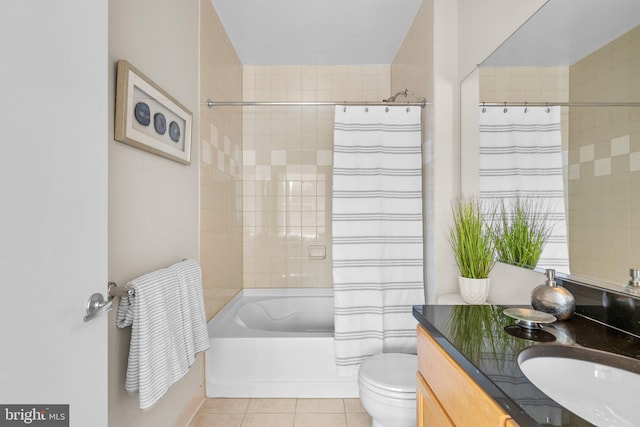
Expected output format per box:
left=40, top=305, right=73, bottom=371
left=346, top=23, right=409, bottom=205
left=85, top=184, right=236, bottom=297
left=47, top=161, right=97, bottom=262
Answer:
left=205, top=288, right=359, bottom=398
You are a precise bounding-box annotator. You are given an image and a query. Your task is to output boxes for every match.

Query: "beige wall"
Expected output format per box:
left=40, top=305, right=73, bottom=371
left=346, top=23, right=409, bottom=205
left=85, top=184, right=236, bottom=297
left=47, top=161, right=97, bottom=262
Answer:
left=108, top=0, right=202, bottom=426
left=242, top=65, right=390, bottom=288
left=456, top=1, right=551, bottom=302
left=200, top=0, right=244, bottom=319
left=479, top=67, right=569, bottom=104
left=429, top=0, right=464, bottom=303
left=568, top=25, right=640, bottom=284
left=391, top=0, right=434, bottom=302
left=457, top=0, right=547, bottom=80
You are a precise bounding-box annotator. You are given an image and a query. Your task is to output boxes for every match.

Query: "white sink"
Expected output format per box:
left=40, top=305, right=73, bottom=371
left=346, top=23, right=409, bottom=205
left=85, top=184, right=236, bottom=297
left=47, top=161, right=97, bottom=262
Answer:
left=518, top=345, right=640, bottom=427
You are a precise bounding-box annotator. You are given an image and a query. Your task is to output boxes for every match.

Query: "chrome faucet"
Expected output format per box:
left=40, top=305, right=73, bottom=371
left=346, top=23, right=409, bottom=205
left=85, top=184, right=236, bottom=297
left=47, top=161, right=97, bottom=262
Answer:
left=628, top=269, right=640, bottom=287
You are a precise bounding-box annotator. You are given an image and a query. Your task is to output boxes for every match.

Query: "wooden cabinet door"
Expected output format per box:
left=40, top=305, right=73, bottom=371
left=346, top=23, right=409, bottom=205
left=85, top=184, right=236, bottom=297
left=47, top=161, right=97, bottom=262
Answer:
left=417, top=372, right=455, bottom=427
left=417, top=325, right=517, bottom=427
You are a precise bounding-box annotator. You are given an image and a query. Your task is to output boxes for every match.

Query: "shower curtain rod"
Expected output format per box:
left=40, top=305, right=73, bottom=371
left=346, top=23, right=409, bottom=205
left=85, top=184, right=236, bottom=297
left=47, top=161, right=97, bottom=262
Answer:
left=205, top=89, right=428, bottom=108
left=206, top=99, right=428, bottom=108
left=480, top=101, right=640, bottom=107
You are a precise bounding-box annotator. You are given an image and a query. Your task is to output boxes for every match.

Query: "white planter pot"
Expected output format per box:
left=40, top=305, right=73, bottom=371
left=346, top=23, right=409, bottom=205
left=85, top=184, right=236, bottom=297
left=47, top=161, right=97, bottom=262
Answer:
left=458, top=277, right=490, bottom=304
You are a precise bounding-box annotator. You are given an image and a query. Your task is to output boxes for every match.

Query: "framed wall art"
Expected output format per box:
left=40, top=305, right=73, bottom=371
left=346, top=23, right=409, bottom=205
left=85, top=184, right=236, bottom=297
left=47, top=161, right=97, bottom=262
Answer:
left=114, top=60, right=192, bottom=165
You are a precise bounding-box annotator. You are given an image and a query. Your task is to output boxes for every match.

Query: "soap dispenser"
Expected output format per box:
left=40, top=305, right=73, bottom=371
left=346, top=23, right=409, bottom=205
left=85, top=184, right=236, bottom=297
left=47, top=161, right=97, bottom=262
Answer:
left=531, top=269, right=575, bottom=320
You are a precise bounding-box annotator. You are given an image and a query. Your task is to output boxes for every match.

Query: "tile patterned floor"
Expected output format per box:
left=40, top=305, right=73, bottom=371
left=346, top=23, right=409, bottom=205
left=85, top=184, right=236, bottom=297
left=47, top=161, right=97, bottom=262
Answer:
left=188, top=398, right=371, bottom=427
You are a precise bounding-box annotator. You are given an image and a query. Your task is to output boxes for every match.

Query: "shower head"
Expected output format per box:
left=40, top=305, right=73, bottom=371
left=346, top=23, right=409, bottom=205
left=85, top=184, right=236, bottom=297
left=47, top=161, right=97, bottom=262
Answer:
left=383, top=89, right=409, bottom=103
left=382, top=89, right=427, bottom=107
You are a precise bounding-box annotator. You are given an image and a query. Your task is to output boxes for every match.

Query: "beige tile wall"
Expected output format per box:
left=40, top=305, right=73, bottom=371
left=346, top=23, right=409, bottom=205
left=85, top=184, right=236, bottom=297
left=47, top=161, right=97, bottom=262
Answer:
left=568, top=25, right=640, bottom=284
left=242, top=65, right=391, bottom=288
left=200, top=0, right=244, bottom=319
left=479, top=67, right=570, bottom=104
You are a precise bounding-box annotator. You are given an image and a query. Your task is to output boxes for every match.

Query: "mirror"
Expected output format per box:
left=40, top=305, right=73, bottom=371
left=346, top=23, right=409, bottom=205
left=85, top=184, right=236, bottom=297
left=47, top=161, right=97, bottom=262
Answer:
left=462, top=0, right=640, bottom=291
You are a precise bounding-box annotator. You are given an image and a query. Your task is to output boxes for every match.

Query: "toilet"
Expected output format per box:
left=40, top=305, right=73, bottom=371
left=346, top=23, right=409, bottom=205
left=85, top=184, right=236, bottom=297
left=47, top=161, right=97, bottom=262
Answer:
left=357, top=353, right=417, bottom=427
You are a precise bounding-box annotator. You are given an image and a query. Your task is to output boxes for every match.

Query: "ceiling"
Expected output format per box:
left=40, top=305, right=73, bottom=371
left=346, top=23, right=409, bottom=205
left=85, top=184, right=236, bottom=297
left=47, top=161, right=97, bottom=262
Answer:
left=482, top=0, right=640, bottom=66
left=209, top=0, right=424, bottom=65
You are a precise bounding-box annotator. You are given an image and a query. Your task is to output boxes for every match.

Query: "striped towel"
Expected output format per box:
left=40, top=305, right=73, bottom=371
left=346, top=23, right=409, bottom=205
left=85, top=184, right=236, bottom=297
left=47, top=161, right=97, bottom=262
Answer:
left=172, top=259, right=209, bottom=362
left=116, top=259, right=209, bottom=410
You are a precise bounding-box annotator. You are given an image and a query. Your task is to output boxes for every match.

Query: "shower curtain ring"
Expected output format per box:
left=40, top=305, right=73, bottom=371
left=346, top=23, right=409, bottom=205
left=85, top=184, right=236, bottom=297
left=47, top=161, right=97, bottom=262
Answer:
left=503, top=102, right=508, bottom=113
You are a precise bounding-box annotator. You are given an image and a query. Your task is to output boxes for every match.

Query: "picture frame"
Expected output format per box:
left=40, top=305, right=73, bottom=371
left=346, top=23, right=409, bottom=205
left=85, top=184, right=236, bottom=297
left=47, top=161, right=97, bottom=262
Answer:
left=114, top=60, right=192, bottom=165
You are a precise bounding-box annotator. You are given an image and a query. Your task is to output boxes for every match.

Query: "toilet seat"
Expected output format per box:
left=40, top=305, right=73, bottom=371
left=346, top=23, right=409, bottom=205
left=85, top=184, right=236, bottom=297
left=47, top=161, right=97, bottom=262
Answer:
left=358, top=353, right=417, bottom=400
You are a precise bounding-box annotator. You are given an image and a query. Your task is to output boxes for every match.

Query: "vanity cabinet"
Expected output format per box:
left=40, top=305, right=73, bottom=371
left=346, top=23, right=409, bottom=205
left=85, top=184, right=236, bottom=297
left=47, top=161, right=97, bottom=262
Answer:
left=417, top=325, right=517, bottom=427
left=417, top=371, right=454, bottom=426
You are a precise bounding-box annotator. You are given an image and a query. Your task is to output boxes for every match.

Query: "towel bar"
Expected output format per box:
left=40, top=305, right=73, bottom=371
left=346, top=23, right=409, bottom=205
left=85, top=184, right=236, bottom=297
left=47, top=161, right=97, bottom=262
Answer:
left=108, top=281, right=135, bottom=298
left=108, top=259, right=189, bottom=299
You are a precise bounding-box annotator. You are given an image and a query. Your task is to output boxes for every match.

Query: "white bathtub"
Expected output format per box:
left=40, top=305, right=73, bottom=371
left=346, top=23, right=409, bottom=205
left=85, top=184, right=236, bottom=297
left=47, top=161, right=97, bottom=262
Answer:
left=205, top=288, right=359, bottom=398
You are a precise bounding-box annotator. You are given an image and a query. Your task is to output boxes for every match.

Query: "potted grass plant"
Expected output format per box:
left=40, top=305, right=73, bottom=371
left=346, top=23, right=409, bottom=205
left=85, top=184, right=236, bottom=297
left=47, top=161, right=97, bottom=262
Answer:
left=493, top=197, right=552, bottom=270
left=449, top=196, right=496, bottom=304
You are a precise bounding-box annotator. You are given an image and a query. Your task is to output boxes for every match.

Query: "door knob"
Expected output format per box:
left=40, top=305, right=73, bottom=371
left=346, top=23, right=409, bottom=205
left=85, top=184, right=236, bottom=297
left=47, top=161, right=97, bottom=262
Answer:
left=83, top=293, right=112, bottom=322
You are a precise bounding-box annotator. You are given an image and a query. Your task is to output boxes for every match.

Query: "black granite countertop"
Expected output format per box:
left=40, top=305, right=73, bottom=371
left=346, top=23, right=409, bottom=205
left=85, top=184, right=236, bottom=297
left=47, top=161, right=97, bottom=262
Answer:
left=413, top=304, right=640, bottom=427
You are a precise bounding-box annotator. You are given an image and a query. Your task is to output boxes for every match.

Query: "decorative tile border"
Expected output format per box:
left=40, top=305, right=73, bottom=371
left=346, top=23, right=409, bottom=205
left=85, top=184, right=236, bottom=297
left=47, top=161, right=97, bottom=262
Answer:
left=569, top=134, right=640, bottom=179
left=201, top=123, right=242, bottom=178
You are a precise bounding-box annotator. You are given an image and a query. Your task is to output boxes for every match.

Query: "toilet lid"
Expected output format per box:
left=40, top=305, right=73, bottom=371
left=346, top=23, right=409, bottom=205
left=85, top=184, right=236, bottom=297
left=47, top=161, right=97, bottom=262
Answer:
left=358, top=353, right=417, bottom=394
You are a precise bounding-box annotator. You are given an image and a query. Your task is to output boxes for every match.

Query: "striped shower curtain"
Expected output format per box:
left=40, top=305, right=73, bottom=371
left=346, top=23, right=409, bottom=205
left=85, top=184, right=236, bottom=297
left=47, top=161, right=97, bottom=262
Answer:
left=332, top=105, right=424, bottom=376
left=478, top=106, right=569, bottom=272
